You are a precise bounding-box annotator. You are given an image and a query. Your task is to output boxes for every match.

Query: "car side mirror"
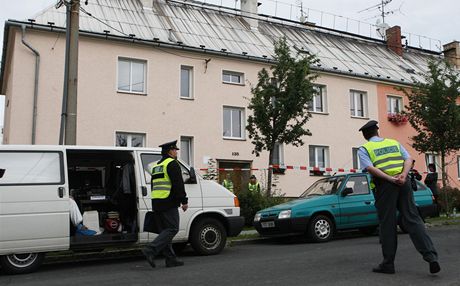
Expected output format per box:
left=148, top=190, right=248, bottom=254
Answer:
left=341, top=187, right=353, bottom=197
left=0, top=168, right=5, bottom=179
left=186, top=167, right=197, bottom=184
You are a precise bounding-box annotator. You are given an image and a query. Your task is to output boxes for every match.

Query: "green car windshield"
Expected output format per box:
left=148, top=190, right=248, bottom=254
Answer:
left=299, top=176, right=345, bottom=198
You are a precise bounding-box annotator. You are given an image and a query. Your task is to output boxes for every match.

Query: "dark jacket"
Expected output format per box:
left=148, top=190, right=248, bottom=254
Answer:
left=409, top=168, right=422, bottom=191
left=152, top=155, right=188, bottom=211
left=424, top=172, right=439, bottom=196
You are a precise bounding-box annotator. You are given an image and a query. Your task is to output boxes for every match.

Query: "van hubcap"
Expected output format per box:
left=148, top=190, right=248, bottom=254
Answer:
left=314, top=219, right=330, bottom=239
left=200, top=226, right=221, bottom=250
left=6, top=253, right=38, bottom=268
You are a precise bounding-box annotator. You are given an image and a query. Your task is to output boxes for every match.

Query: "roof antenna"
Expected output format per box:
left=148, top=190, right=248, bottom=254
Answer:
left=297, top=1, right=307, bottom=23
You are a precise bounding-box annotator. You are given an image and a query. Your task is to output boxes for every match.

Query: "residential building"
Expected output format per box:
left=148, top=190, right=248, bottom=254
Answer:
left=1, top=0, right=459, bottom=195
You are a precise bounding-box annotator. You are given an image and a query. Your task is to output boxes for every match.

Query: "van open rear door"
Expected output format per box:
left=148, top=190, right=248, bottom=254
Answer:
left=0, top=147, right=70, bottom=255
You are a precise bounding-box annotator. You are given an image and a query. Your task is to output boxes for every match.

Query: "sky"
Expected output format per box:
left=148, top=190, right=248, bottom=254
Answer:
left=0, top=0, right=459, bottom=135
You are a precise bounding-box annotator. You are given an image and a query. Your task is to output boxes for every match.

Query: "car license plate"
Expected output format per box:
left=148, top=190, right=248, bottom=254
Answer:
left=261, top=221, right=275, bottom=228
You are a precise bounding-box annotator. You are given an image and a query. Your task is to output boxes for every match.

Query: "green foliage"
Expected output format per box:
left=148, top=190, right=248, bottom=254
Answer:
left=400, top=60, right=460, bottom=156
left=438, top=186, right=460, bottom=214
left=246, top=37, right=318, bottom=156
left=246, top=37, right=318, bottom=196
left=238, top=190, right=289, bottom=226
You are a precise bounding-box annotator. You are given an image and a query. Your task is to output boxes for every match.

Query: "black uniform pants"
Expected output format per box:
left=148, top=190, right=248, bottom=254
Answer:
left=146, top=207, right=179, bottom=259
left=374, top=179, right=438, bottom=266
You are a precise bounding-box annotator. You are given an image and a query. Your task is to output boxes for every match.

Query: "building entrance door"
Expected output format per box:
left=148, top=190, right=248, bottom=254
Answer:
left=217, top=160, right=251, bottom=195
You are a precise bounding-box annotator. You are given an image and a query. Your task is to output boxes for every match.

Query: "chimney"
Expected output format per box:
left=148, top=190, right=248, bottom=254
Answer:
left=241, top=0, right=259, bottom=30
left=386, top=26, right=403, bottom=57
left=443, top=41, right=460, bottom=69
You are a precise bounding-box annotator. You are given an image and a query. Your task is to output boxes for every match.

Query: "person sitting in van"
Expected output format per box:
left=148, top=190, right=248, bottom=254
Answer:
left=69, top=197, right=97, bottom=236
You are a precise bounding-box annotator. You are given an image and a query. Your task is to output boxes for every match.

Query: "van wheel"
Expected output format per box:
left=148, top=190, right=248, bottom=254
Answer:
left=190, top=218, right=227, bottom=255
left=307, top=215, right=334, bottom=243
left=0, top=253, right=45, bottom=274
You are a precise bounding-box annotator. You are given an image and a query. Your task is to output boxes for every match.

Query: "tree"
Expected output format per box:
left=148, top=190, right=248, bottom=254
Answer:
left=400, top=60, right=460, bottom=212
left=246, top=37, right=318, bottom=196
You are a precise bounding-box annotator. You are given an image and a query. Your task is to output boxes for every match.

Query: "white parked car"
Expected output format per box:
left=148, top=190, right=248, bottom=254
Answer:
left=0, top=145, right=244, bottom=274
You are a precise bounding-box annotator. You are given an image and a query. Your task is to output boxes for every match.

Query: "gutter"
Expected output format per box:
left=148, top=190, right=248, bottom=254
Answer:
left=20, top=24, right=40, bottom=145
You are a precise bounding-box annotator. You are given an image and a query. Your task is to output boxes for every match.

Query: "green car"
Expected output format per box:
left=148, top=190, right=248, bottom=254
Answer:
left=253, top=173, right=437, bottom=242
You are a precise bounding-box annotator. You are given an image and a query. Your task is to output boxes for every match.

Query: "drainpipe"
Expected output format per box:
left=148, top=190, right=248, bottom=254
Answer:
left=21, top=25, right=40, bottom=145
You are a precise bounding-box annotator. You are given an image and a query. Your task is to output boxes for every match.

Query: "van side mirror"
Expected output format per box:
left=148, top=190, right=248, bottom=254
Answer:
left=0, top=168, right=5, bottom=179
left=341, top=187, right=353, bottom=197
left=186, top=167, right=197, bottom=184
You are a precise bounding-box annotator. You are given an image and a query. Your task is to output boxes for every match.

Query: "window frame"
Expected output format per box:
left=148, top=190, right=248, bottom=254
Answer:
left=222, top=106, right=246, bottom=140
left=180, top=136, right=194, bottom=166
left=387, top=95, right=403, bottom=114
left=180, top=65, right=194, bottom=99
left=309, top=145, right=330, bottom=176
left=222, top=70, right=245, bottom=85
left=352, top=147, right=361, bottom=170
left=425, top=153, right=440, bottom=172
left=457, top=156, right=460, bottom=179
left=308, top=85, right=328, bottom=113
left=115, top=132, right=146, bottom=147
left=117, top=57, right=147, bottom=95
left=0, top=151, right=65, bottom=186
left=344, top=175, right=370, bottom=196
left=350, top=90, right=368, bottom=118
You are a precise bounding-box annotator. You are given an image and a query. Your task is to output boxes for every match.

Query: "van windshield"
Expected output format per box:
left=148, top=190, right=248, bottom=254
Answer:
left=299, top=176, right=345, bottom=198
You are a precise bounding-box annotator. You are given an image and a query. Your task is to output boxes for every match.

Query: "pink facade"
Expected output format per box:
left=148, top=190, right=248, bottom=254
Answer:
left=377, top=84, right=460, bottom=189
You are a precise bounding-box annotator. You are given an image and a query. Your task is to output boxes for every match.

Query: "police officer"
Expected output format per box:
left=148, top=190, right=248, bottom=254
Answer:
left=142, top=140, right=188, bottom=268
left=248, top=175, right=261, bottom=193
left=222, top=173, right=234, bottom=193
left=358, top=120, right=440, bottom=275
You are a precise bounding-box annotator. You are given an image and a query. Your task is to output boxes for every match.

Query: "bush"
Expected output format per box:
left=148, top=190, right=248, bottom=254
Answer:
left=238, top=191, right=290, bottom=226
left=437, top=186, right=460, bottom=214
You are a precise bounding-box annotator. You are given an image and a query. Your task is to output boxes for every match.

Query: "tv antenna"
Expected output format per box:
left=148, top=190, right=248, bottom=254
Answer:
left=297, top=0, right=307, bottom=23
left=359, top=0, right=399, bottom=24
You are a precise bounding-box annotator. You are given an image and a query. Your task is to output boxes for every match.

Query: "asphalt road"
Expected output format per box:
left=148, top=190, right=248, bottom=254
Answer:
left=1, top=225, right=459, bottom=286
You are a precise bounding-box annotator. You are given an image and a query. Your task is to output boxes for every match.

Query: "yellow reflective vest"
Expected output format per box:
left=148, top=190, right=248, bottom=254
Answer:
left=363, top=138, right=404, bottom=176
left=248, top=182, right=260, bottom=193
left=151, top=158, right=174, bottom=199
left=223, top=179, right=234, bottom=193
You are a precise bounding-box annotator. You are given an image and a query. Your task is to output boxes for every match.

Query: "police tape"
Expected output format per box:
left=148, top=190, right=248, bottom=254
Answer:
left=199, top=165, right=362, bottom=173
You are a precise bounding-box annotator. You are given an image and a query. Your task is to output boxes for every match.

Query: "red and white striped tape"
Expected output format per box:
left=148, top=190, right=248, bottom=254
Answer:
left=199, top=165, right=362, bottom=173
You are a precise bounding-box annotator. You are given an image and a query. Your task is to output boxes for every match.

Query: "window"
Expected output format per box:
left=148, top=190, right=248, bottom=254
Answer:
left=141, top=153, right=162, bottom=184
left=222, top=70, right=244, bottom=85
left=425, top=153, right=440, bottom=171
left=118, top=58, right=146, bottom=93
left=350, top=90, right=368, bottom=117
left=387, top=96, right=402, bottom=114
left=309, top=145, right=330, bottom=176
left=345, top=175, right=369, bottom=195
left=116, top=132, right=145, bottom=147
left=223, top=107, right=245, bottom=139
left=457, top=156, right=460, bottom=179
left=180, top=66, right=193, bottom=99
left=352, top=147, right=361, bottom=170
left=180, top=136, right=193, bottom=166
left=308, top=85, right=327, bottom=113
left=272, top=142, right=285, bottom=174
left=0, top=152, right=63, bottom=185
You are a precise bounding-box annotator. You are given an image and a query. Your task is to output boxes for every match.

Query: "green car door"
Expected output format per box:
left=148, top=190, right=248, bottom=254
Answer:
left=337, top=174, right=378, bottom=228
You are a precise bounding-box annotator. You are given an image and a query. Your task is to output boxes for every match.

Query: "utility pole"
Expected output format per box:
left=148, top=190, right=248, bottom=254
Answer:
left=60, top=0, right=80, bottom=145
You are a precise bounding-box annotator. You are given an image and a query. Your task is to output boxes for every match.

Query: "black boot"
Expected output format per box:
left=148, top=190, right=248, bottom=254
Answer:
left=165, top=257, right=184, bottom=268
left=372, top=263, right=395, bottom=274
left=141, top=248, right=156, bottom=268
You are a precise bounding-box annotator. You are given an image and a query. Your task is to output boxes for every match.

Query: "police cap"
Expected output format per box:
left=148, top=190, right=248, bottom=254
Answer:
left=159, top=140, right=180, bottom=151
left=358, top=120, right=379, bottom=132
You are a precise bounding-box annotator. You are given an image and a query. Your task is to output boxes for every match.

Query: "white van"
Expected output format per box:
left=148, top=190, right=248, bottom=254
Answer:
left=0, top=145, right=244, bottom=274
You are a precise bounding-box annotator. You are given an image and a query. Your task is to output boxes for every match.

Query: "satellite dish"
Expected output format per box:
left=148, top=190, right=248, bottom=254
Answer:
left=376, top=20, right=390, bottom=39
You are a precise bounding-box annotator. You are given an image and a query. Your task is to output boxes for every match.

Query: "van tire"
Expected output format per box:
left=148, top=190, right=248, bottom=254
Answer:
left=307, top=215, right=334, bottom=243
left=190, top=218, right=227, bottom=255
left=0, top=253, right=45, bottom=274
